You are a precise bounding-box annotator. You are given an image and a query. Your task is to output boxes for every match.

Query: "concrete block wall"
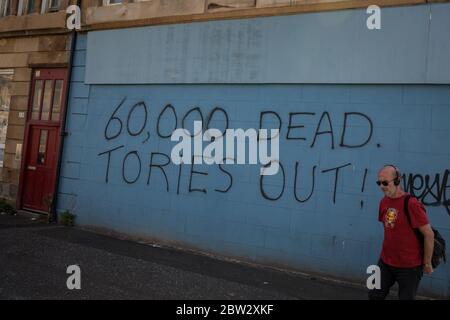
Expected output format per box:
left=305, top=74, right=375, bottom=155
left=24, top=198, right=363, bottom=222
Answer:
left=58, top=33, right=450, bottom=298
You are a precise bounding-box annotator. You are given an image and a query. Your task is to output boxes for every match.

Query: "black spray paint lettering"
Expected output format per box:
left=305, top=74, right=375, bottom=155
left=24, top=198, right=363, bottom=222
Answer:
left=98, top=146, right=233, bottom=195
left=260, top=161, right=285, bottom=201
left=104, top=97, right=149, bottom=141
left=206, top=107, right=229, bottom=139
left=361, top=168, right=369, bottom=209
left=157, top=105, right=230, bottom=140
left=293, top=163, right=316, bottom=203
left=122, top=151, right=142, bottom=184
left=259, top=111, right=282, bottom=141
left=261, top=111, right=374, bottom=149
left=100, top=100, right=375, bottom=206
left=189, top=156, right=208, bottom=194
left=340, top=112, right=373, bottom=148
left=182, top=107, right=204, bottom=138
left=403, top=170, right=450, bottom=215
left=286, top=112, right=315, bottom=141
left=215, top=158, right=234, bottom=193
left=104, top=98, right=126, bottom=140
left=104, top=99, right=234, bottom=145
left=321, top=163, right=352, bottom=204
left=105, top=98, right=374, bottom=150
left=310, top=112, right=335, bottom=149
left=97, top=145, right=125, bottom=183
left=259, top=161, right=354, bottom=204
left=97, top=99, right=449, bottom=216
left=148, top=152, right=171, bottom=192
left=127, top=101, right=148, bottom=137
left=177, top=156, right=183, bottom=195
left=157, top=104, right=178, bottom=139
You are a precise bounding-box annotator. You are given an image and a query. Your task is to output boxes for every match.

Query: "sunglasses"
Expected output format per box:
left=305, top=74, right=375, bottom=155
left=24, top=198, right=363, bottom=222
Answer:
left=376, top=179, right=394, bottom=186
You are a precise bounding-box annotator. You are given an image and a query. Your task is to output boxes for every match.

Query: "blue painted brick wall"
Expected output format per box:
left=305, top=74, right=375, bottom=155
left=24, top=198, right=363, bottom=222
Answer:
left=57, top=33, right=450, bottom=298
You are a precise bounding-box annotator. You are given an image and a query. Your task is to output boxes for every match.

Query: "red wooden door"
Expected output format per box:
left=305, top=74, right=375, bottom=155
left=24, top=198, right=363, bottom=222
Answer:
left=22, top=126, right=59, bottom=211
left=19, top=68, right=68, bottom=213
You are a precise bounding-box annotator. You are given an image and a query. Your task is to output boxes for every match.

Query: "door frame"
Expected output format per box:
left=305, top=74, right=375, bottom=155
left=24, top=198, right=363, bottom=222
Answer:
left=17, top=68, right=69, bottom=213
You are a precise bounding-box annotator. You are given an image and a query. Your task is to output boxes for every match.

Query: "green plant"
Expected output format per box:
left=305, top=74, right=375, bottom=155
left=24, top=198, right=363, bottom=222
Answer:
left=59, top=210, right=76, bottom=226
left=0, top=199, right=16, bottom=215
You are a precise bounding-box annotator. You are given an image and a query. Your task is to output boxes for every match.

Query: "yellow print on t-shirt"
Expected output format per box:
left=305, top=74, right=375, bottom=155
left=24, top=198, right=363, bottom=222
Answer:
left=385, top=208, right=398, bottom=229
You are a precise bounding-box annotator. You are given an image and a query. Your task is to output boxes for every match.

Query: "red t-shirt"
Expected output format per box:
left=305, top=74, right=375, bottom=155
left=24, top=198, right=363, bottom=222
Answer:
left=378, top=194, right=429, bottom=268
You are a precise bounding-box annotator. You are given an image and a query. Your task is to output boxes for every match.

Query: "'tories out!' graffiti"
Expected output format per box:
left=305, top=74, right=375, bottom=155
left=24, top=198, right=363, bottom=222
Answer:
left=97, top=98, right=450, bottom=216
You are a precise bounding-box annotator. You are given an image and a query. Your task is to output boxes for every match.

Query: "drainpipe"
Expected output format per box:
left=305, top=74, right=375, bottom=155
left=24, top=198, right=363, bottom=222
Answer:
left=50, top=0, right=81, bottom=223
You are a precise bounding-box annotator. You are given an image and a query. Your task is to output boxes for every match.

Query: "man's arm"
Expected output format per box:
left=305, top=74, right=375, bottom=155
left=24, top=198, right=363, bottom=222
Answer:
left=419, top=224, right=434, bottom=274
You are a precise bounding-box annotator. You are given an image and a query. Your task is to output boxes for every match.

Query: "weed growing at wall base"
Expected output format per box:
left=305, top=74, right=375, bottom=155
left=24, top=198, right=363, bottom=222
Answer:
left=59, top=210, right=76, bottom=226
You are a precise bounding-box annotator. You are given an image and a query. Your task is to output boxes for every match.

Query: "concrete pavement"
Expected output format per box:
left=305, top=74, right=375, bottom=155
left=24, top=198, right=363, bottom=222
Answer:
left=0, top=212, right=385, bottom=300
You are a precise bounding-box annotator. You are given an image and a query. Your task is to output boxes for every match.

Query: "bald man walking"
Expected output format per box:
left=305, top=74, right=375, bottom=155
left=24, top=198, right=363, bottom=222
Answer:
left=368, top=165, right=435, bottom=300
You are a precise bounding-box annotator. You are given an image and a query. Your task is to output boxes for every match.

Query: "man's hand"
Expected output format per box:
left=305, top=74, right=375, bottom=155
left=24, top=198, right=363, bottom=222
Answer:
left=423, top=263, right=433, bottom=274
left=419, top=224, right=435, bottom=275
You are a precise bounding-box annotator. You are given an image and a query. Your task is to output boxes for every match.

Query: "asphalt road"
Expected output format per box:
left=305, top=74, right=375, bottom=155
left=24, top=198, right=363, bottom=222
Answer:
left=0, top=212, right=371, bottom=300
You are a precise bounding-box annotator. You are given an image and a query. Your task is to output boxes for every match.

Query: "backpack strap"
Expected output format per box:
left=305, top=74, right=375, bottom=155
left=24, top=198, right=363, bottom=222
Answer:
left=403, top=195, right=423, bottom=241
left=403, top=195, right=412, bottom=225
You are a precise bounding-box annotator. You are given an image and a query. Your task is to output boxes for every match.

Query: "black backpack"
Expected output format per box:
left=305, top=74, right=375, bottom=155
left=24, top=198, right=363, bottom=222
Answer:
left=404, top=195, right=447, bottom=269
